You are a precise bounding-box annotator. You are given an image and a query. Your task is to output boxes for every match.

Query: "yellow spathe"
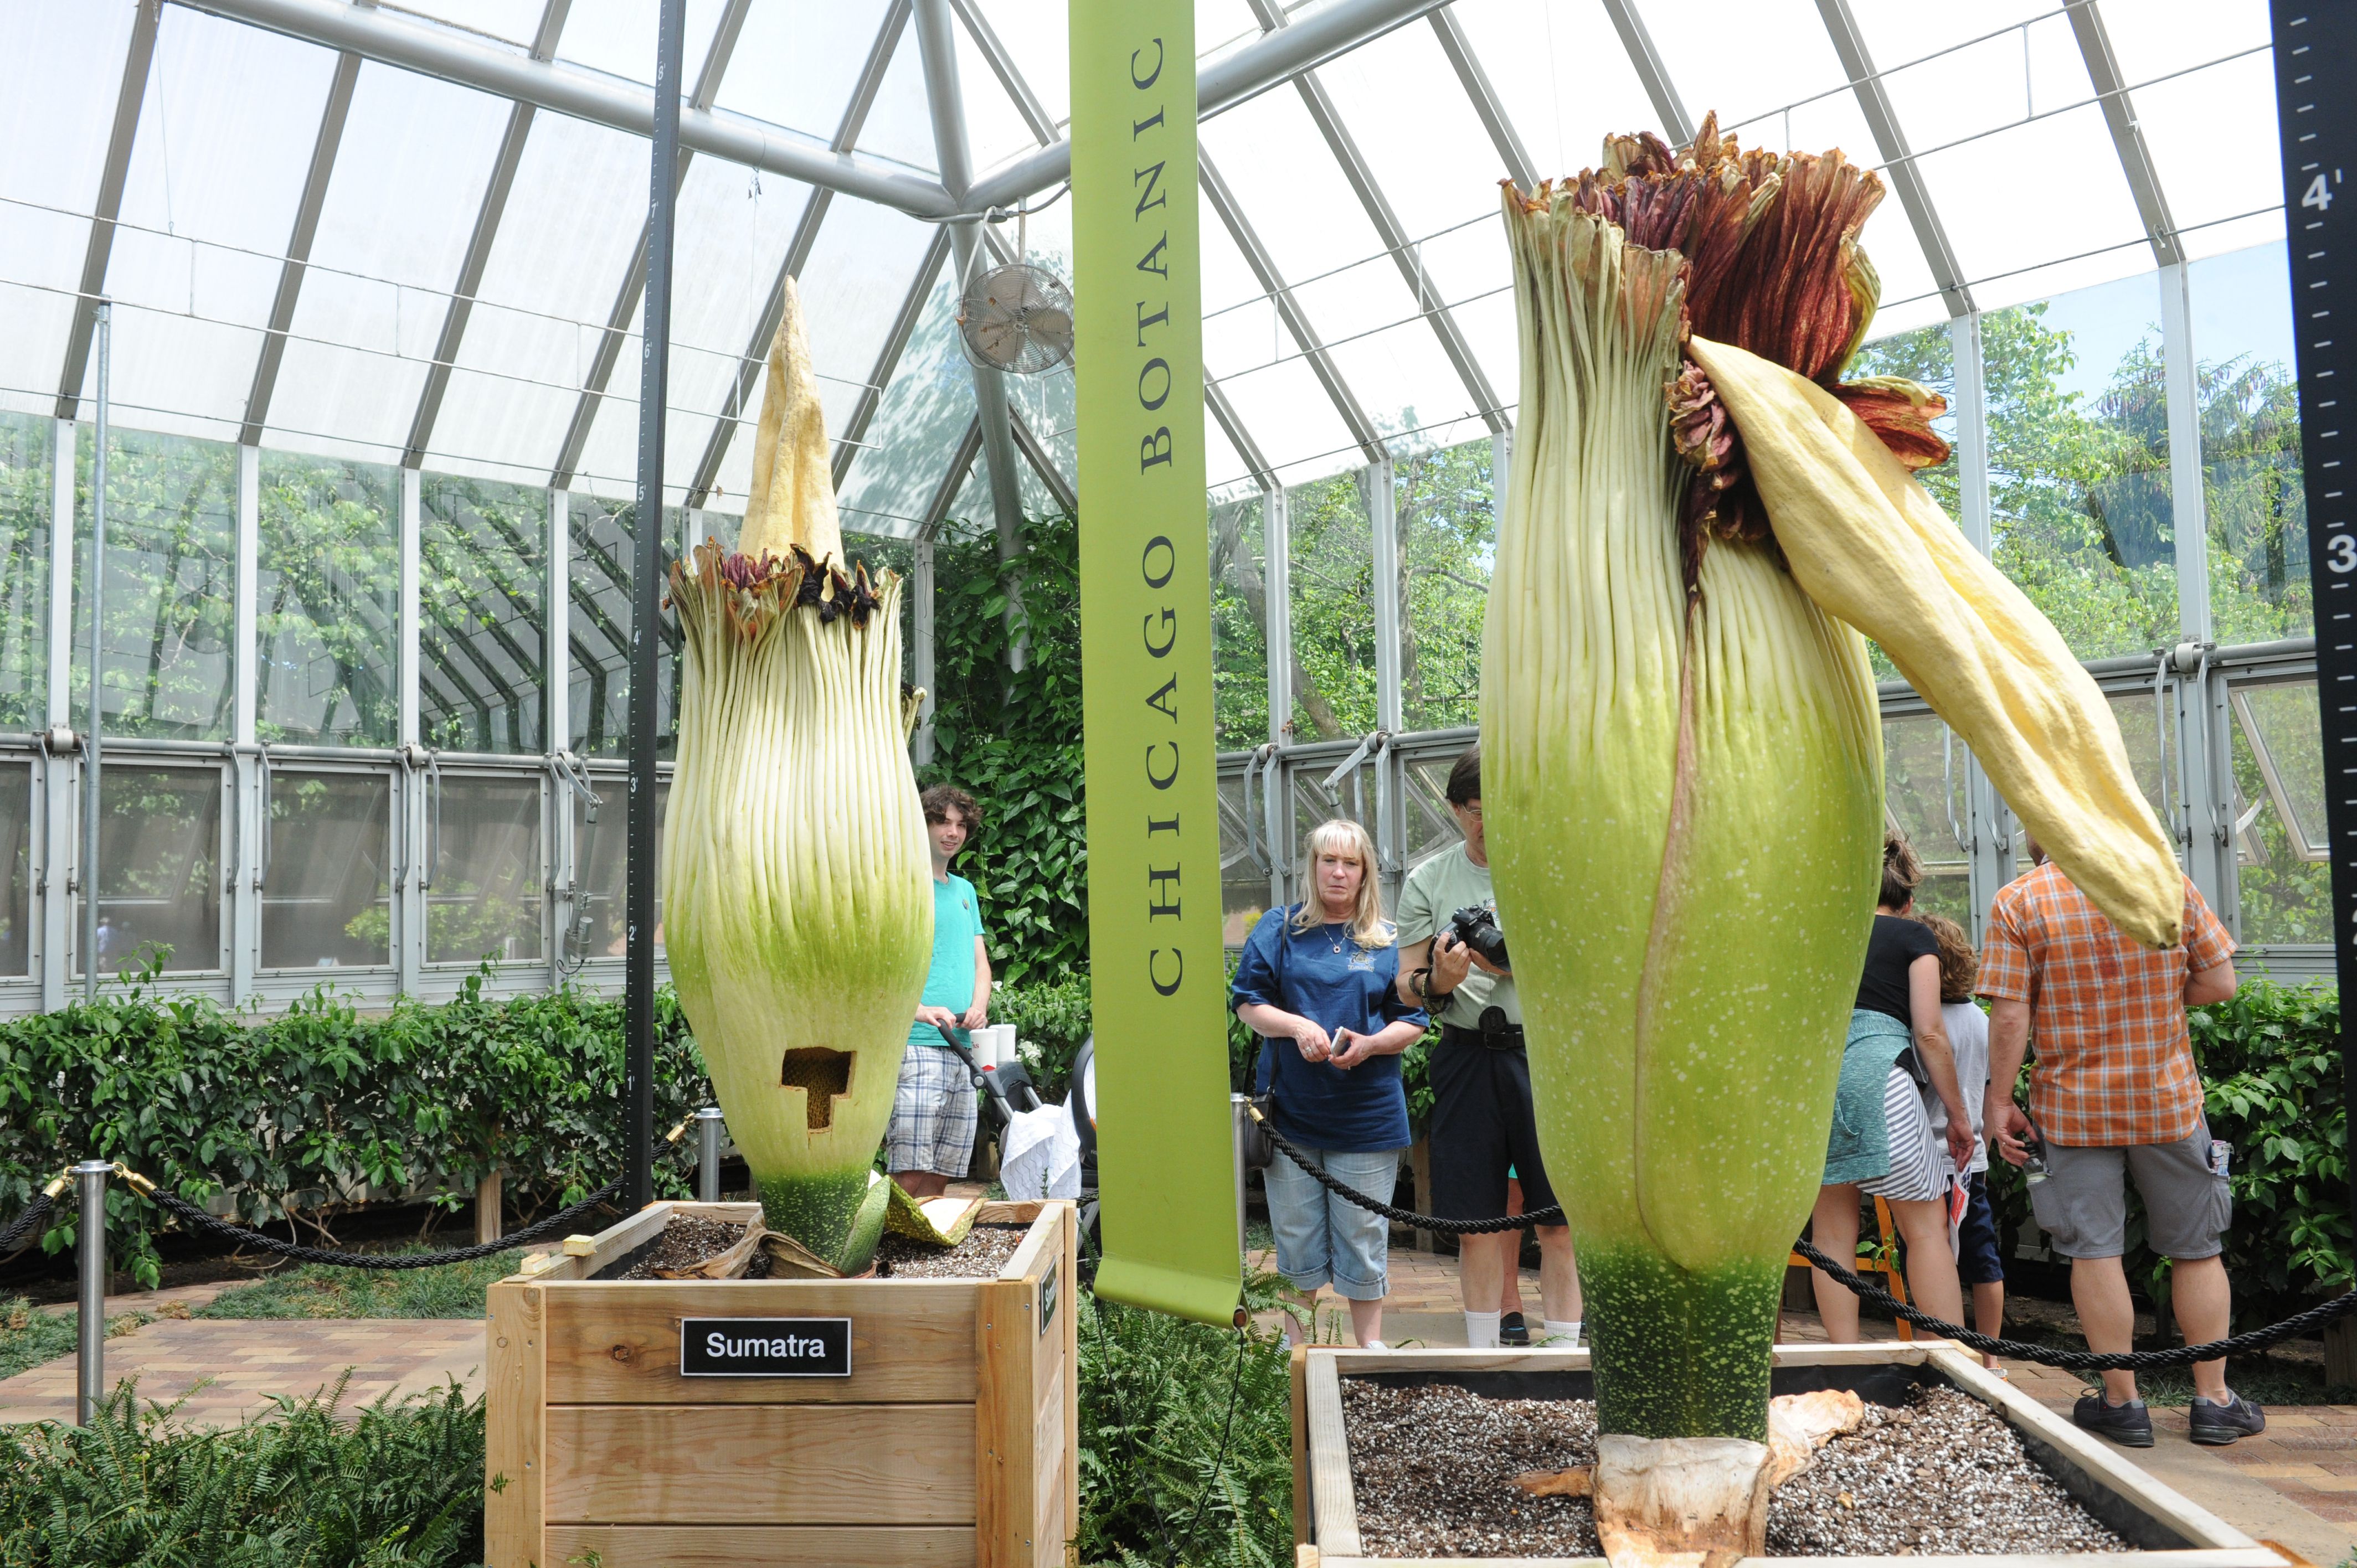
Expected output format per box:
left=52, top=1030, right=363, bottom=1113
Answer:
left=1687, top=334, right=2182, bottom=950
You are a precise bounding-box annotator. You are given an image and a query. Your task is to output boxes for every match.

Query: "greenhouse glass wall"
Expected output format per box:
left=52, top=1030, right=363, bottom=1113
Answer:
left=0, top=0, right=2319, bottom=1015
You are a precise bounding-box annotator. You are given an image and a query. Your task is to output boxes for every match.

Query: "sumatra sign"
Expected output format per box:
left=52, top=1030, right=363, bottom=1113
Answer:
left=677, top=1316, right=852, bottom=1378
left=1071, top=0, right=1244, bottom=1327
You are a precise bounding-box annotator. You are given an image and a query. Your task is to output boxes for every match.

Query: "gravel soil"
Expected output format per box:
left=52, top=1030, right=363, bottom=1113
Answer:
left=608, top=1216, right=770, bottom=1280
left=1343, top=1381, right=2130, bottom=1559
left=874, top=1223, right=1032, bottom=1279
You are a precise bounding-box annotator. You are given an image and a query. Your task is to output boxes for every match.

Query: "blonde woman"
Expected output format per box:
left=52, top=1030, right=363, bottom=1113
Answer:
left=1232, top=819, right=1429, bottom=1349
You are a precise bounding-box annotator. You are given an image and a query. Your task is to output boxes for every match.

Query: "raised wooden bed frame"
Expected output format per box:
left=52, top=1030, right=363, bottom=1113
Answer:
left=485, top=1197, right=1078, bottom=1568
left=1290, top=1340, right=2289, bottom=1568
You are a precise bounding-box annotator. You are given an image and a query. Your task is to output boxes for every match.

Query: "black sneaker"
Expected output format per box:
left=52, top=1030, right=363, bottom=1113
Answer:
left=2188, top=1391, right=2267, bottom=1446
left=1500, top=1312, right=1531, bottom=1347
left=2072, top=1393, right=2154, bottom=1448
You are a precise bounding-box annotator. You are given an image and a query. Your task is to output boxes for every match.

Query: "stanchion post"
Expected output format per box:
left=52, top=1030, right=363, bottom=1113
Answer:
left=1231, top=1094, right=1249, bottom=1258
left=695, top=1107, right=724, bottom=1204
left=74, top=1159, right=110, bottom=1425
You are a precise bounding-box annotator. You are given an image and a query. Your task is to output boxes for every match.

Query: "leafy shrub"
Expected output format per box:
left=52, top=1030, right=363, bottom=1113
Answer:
left=1984, top=978, right=2351, bottom=1324
left=0, top=968, right=713, bottom=1287
left=921, top=512, right=1088, bottom=987
left=0, top=1376, right=486, bottom=1567
left=1077, top=1272, right=1294, bottom=1568
left=1000, top=973, right=1094, bottom=1097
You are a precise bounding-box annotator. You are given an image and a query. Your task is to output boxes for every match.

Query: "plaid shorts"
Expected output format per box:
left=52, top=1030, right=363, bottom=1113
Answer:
left=887, top=1044, right=979, bottom=1178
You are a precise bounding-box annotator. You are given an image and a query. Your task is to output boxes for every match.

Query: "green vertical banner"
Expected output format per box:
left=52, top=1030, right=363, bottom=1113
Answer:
left=1069, top=0, right=1242, bottom=1328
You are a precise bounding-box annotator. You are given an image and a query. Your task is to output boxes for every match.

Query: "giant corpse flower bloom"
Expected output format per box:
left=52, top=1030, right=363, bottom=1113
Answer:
left=1485, top=118, right=2180, bottom=1561
left=662, top=277, right=933, bottom=1276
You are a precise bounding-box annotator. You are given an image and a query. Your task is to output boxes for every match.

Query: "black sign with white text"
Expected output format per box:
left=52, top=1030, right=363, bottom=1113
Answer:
left=2272, top=2, right=2357, bottom=1227
left=678, top=1317, right=852, bottom=1378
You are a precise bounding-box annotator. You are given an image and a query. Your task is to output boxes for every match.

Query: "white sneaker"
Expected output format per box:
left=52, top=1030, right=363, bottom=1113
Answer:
left=1360, top=1339, right=1390, bottom=1351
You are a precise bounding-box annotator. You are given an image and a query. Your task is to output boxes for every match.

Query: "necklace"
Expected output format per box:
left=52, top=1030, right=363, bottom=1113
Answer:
left=1325, top=922, right=1346, bottom=954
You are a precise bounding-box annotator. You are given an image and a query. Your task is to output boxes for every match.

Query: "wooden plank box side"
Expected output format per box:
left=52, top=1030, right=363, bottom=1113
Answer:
left=486, top=1199, right=1077, bottom=1568
left=1298, top=1344, right=2287, bottom=1568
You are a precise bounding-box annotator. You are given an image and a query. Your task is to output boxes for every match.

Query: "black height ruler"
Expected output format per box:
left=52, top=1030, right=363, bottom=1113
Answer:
left=2274, top=4, right=2357, bottom=1234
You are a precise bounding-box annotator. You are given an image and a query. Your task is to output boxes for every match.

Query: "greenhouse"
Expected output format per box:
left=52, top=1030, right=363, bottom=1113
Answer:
left=4, top=0, right=2356, bottom=1565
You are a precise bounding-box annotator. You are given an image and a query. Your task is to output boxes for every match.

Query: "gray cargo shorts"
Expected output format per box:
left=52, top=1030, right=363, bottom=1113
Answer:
left=2029, top=1121, right=2231, bottom=1261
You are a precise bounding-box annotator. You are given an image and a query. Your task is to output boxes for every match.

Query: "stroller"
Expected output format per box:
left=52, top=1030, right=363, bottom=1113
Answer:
left=938, top=1031, right=1102, bottom=1278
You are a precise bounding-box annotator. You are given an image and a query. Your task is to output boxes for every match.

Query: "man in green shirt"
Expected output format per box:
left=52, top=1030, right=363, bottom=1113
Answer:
left=889, top=785, right=993, bottom=1200
left=1396, top=745, right=1581, bottom=1350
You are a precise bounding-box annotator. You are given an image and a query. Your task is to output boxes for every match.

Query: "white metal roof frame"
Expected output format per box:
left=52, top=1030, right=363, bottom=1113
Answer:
left=0, top=0, right=2291, bottom=537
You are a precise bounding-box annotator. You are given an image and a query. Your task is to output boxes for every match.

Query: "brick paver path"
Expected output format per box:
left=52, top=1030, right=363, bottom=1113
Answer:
left=0, top=1317, right=486, bottom=1428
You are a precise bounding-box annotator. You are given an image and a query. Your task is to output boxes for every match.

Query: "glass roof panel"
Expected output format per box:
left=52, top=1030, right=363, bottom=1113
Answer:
left=967, top=1, right=1069, bottom=137
left=1201, top=399, right=1250, bottom=501
left=2103, top=0, right=2271, bottom=85
left=1637, top=0, right=1849, bottom=142
left=1914, top=102, right=2148, bottom=312
left=429, top=110, right=657, bottom=481
left=0, top=2, right=136, bottom=415
left=837, top=271, right=973, bottom=537
left=2132, top=53, right=2286, bottom=261
left=851, top=18, right=944, bottom=175
left=1214, top=355, right=1363, bottom=489
left=555, top=0, right=728, bottom=90
left=660, top=156, right=822, bottom=481
left=955, top=14, right=1049, bottom=174
left=1315, top=19, right=1516, bottom=236
left=1322, top=315, right=1484, bottom=446
left=70, top=11, right=331, bottom=427
left=1199, top=89, right=1391, bottom=300
left=267, top=62, right=512, bottom=465
left=791, top=197, right=937, bottom=435
left=564, top=344, right=730, bottom=505
left=1869, top=8, right=2082, bottom=179
left=1450, top=0, right=1664, bottom=176
left=709, top=0, right=883, bottom=145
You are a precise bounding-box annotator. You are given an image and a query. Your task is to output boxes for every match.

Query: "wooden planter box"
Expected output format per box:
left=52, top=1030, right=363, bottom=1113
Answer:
left=1291, top=1342, right=2284, bottom=1568
left=486, top=1198, right=1078, bottom=1568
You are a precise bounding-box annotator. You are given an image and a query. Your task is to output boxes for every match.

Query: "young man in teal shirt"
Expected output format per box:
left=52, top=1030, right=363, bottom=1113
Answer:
left=891, top=784, right=993, bottom=1199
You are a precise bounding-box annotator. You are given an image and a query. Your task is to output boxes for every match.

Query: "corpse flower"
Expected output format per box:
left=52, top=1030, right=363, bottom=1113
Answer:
left=1485, top=117, right=2180, bottom=1561
left=661, top=277, right=933, bottom=1276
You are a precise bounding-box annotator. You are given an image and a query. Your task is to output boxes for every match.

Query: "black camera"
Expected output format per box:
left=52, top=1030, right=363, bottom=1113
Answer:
left=1447, top=904, right=1509, bottom=970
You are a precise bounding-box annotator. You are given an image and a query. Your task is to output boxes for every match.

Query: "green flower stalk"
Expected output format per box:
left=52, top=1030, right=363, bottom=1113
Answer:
left=662, top=278, right=932, bottom=1275
left=1487, top=119, right=2181, bottom=1560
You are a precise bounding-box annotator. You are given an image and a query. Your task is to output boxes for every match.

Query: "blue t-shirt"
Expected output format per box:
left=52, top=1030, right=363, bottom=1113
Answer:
left=909, top=871, right=984, bottom=1049
left=1231, top=906, right=1425, bottom=1153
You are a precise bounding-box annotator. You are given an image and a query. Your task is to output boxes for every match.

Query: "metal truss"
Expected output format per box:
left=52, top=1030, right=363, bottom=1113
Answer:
left=400, top=0, right=572, bottom=470
left=681, top=0, right=914, bottom=506
left=544, top=0, right=754, bottom=491
left=2066, top=0, right=2182, bottom=267
left=1813, top=0, right=1975, bottom=317
left=821, top=228, right=952, bottom=497
left=55, top=0, right=161, bottom=420
left=960, top=0, right=1462, bottom=216
left=176, top=0, right=955, bottom=218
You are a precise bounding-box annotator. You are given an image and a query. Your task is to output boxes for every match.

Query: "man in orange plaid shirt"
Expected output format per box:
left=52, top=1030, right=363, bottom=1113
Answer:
left=1979, top=834, right=2253, bottom=1448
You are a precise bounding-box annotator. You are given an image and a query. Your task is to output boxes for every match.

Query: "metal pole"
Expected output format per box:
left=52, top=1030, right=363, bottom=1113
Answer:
left=75, top=1159, right=110, bottom=1424
left=81, top=302, right=109, bottom=1003
left=1231, top=1094, right=1249, bottom=1257
left=696, top=1106, right=725, bottom=1203
left=625, top=0, right=686, bottom=1215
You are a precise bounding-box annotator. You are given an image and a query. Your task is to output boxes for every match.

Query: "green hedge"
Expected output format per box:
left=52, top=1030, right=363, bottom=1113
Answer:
left=1983, top=978, right=2352, bottom=1324
left=0, top=971, right=1084, bottom=1289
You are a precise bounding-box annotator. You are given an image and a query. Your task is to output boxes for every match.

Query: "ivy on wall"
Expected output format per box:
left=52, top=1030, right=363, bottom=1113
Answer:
left=918, top=510, right=1089, bottom=987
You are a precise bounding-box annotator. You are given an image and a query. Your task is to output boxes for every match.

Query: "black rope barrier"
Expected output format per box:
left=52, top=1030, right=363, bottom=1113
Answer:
left=132, top=1177, right=628, bottom=1271
left=0, top=1189, right=56, bottom=1254
left=1263, top=1113, right=1562, bottom=1234
left=1263, top=1111, right=2357, bottom=1372
left=1790, top=1237, right=2357, bottom=1371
